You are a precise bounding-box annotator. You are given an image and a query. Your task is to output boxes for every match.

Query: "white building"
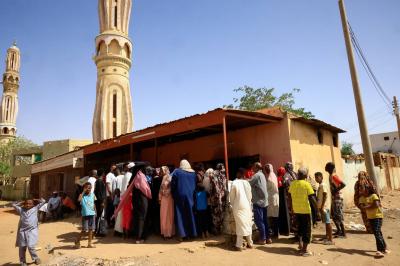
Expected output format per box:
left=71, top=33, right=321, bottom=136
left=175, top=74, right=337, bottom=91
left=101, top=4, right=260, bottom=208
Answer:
left=370, top=131, right=400, bottom=156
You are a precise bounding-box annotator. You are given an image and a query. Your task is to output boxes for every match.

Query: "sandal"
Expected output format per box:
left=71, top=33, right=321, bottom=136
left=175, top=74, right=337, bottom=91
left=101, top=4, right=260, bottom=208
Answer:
left=375, top=251, right=385, bottom=258
left=74, top=240, right=81, bottom=249
left=323, top=240, right=335, bottom=245
left=87, top=244, right=96, bottom=248
left=302, top=251, right=313, bottom=257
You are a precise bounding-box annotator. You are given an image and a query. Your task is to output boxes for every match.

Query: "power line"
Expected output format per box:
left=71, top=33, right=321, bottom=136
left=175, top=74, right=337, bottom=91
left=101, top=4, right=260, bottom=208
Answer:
left=344, top=116, right=394, bottom=141
left=343, top=109, right=392, bottom=131
left=348, top=22, right=393, bottom=111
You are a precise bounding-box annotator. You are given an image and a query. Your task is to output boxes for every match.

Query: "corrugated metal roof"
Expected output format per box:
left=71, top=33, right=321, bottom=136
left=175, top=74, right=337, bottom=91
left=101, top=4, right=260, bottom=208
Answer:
left=292, top=116, right=346, bottom=133
left=83, top=108, right=345, bottom=154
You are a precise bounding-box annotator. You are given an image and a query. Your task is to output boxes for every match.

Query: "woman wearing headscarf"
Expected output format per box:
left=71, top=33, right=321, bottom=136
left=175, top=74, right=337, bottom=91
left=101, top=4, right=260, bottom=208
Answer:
left=203, top=168, right=214, bottom=233
left=354, top=171, right=377, bottom=233
left=277, top=167, right=290, bottom=235
left=132, top=169, right=152, bottom=243
left=264, top=163, right=279, bottom=238
left=159, top=166, right=174, bottom=238
left=171, top=160, right=197, bottom=240
left=283, top=162, right=298, bottom=236
left=210, top=163, right=227, bottom=235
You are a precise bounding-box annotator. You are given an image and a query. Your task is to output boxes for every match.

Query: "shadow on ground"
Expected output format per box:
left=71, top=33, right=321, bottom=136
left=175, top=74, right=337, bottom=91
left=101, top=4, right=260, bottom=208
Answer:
left=257, top=246, right=299, bottom=256
left=327, top=247, right=376, bottom=257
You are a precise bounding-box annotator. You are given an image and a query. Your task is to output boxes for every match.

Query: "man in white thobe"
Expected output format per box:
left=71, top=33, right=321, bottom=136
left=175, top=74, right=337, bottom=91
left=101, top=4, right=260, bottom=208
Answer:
left=230, top=168, right=253, bottom=250
left=114, top=162, right=134, bottom=234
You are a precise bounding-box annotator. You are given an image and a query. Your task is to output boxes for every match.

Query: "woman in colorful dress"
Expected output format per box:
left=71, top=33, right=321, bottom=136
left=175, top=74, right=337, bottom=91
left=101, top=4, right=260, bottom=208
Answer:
left=210, top=163, right=227, bottom=235
left=159, top=166, right=175, bottom=238
left=354, top=171, right=377, bottom=233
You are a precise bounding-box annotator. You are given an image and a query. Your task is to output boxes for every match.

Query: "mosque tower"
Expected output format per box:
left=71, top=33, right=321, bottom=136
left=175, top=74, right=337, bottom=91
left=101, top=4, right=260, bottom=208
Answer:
left=92, top=0, right=134, bottom=142
left=0, top=42, right=20, bottom=143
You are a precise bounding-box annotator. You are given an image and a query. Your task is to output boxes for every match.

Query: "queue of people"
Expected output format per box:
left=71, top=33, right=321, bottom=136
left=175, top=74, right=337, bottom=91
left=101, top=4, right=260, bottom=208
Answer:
left=12, top=159, right=390, bottom=265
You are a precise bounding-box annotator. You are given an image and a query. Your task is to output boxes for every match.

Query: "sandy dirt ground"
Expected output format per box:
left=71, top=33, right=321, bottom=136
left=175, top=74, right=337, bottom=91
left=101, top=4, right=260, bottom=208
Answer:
left=1, top=191, right=400, bottom=266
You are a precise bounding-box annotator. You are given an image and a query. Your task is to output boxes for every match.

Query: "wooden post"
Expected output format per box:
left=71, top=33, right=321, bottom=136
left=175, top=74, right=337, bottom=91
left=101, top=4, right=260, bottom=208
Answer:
left=130, top=143, right=134, bottom=161
left=155, top=138, right=159, bottom=166
left=338, top=0, right=378, bottom=189
left=222, top=115, right=230, bottom=181
left=393, top=96, right=400, bottom=141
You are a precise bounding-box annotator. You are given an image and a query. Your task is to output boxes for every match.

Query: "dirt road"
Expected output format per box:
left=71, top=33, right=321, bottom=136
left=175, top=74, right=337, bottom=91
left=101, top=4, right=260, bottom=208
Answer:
left=1, top=191, right=399, bottom=266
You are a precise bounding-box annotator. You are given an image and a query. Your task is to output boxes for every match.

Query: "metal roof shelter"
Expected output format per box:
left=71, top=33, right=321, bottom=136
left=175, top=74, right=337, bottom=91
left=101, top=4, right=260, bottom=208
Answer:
left=83, top=108, right=282, bottom=179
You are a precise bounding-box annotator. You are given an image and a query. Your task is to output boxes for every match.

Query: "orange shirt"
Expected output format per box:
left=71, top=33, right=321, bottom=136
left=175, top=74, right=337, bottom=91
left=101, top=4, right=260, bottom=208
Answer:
left=63, top=196, right=76, bottom=210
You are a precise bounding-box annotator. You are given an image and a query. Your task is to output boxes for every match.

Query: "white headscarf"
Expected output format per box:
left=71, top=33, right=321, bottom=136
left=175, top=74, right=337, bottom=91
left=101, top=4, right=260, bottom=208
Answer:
left=266, top=164, right=278, bottom=193
left=179, top=159, right=195, bottom=173
left=203, top=168, right=214, bottom=193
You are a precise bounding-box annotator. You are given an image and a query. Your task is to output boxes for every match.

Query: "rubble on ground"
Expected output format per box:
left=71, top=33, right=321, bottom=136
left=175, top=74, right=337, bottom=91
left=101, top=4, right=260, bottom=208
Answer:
left=46, top=255, right=155, bottom=266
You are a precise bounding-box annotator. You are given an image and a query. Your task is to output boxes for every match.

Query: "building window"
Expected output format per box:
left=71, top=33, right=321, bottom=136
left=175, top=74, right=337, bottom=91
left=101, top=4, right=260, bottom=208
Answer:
left=384, top=136, right=390, bottom=141
left=11, top=53, right=14, bottom=69
left=5, top=97, right=10, bottom=121
left=317, top=130, right=323, bottom=144
left=112, top=93, right=117, bottom=138
left=332, top=134, right=338, bottom=147
left=114, top=0, right=118, bottom=28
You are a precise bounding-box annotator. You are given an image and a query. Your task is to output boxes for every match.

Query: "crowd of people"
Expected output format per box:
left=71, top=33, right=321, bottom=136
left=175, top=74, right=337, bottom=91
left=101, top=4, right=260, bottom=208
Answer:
left=13, top=159, right=390, bottom=265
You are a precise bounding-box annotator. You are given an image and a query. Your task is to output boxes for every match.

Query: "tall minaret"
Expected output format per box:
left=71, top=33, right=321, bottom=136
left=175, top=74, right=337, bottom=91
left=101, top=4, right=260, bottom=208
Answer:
left=92, top=0, right=134, bottom=142
left=0, top=42, right=20, bottom=143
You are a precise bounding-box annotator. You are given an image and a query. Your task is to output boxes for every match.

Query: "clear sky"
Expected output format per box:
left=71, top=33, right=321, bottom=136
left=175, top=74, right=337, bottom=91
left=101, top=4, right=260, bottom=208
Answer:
left=0, top=0, right=399, bottom=152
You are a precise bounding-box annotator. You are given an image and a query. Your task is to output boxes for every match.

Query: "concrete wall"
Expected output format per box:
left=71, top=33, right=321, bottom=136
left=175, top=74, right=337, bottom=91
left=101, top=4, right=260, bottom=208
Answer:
left=34, top=168, right=81, bottom=199
left=342, top=158, right=400, bottom=207
left=288, top=118, right=343, bottom=195
left=0, top=183, right=28, bottom=200
left=42, top=140, right=71, bottom=160
left=370, top=131, right=400, bottom=156
left=42, top=139, right=91, bottom=160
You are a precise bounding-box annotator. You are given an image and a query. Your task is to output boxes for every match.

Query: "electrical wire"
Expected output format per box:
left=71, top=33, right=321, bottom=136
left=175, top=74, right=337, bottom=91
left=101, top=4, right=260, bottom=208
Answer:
left=348, top=22, right=393, bottom=111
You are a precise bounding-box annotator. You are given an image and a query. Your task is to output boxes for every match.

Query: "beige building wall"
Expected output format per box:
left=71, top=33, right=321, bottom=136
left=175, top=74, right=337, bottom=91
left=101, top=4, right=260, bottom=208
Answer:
left=42, top=139, right=91, bottom=160
left=288, top=117, right=343, bottom=196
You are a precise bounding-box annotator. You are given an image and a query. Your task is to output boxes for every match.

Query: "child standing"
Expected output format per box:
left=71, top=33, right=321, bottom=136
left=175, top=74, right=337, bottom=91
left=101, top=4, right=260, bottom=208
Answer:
left=288, top=168, right=317, bottom=257
left=75, top=182, right=97, bottom=248
left=315, top=172, right=333, bottom=245
left=13, top=198, right=46, bottom=266
left=359, top=187, right=390, bottom=258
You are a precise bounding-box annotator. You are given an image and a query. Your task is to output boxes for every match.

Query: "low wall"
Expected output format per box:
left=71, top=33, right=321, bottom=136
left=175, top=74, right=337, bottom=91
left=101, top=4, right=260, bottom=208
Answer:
left=342, top=158, right=400, bottom=208
left=0, top=184, right=27, bottom=201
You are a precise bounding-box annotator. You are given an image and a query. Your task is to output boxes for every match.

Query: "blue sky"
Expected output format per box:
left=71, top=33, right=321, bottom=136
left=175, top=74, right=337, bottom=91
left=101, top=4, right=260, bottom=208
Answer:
left=0, top=0, right=399, bottom=152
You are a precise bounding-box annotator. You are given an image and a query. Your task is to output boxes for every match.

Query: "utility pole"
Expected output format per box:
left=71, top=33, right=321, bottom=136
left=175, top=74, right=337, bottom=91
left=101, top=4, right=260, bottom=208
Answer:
left=338, top=0, right=379, bottom=188
left=393, top=96, right=400, bottom=141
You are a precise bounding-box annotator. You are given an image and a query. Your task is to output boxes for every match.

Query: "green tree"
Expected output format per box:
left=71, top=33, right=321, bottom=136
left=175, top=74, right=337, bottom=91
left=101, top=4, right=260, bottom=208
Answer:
left=341, top=141, right=355, bottom=156
left=0, top=136, right=38, bottom=181
left=224, top=86, right=314, bottom=119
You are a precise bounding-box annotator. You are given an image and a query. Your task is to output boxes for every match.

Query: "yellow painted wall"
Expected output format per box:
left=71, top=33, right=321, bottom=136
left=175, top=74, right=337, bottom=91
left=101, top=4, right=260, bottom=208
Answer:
left=42, top=139, right=91, bottom=160
left=288, top=117, right=343, bottom=192
left=69, top=140, right=92, bottom=152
